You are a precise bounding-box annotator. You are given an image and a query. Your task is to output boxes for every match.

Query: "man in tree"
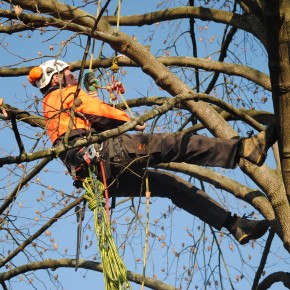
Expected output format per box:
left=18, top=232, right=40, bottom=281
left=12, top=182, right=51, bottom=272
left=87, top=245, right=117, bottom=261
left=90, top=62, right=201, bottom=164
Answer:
left=29, top=59, right=278, bottom=245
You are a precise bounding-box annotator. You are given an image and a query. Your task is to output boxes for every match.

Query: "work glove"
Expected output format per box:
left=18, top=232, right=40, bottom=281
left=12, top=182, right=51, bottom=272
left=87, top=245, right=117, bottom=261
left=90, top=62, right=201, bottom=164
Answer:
left=135, top=123, right=146, bottom=131
left=83, top=72, right=99, bottom=92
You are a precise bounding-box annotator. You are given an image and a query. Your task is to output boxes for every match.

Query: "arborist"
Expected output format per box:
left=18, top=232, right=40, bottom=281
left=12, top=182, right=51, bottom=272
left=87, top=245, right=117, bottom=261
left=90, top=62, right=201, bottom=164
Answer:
left=28, top=59, right=278, bottom=245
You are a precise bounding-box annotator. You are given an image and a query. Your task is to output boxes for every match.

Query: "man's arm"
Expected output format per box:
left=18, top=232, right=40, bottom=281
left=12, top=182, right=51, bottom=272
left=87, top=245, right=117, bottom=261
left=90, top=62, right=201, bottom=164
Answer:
left=77, top=89, right=130, bottom=130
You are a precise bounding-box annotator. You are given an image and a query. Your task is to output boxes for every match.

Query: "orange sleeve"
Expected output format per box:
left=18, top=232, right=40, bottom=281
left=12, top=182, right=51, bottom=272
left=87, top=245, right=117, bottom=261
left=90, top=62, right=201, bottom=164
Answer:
left=68, top=88, right=131, bottom=130
left=78, top=89, right=130, bottom=122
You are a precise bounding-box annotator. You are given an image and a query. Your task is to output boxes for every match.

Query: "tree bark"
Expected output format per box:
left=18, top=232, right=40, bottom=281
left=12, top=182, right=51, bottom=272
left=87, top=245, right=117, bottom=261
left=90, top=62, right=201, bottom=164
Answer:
left=263, top=0, right=290, bottom=249
left=0, top=258, right=178, bottom=290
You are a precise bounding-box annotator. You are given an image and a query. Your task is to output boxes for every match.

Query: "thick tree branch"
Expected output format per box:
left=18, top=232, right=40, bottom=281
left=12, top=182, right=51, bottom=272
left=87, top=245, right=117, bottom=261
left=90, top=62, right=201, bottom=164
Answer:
left=155, top=162, right=275, bottom=221
left=257, top=271, right=290, bottom=290
left=262, top=1, right=290, bottom=251
left=104, top=6, right=265, bottom=44
left=3, top=2, right=265, bottom=44
left=1, top=98, right=276, bottom=133
left=239, top=159, right=289, bottom=252
left=0, top=258, right=178, bottom=290
left=0, top=92, right=198, bottom=166
left=0, top=91, right=271, bottom=167
left=237, top=0, right=264, bottom=21
left=1, top=104, right=46, bottom=128
left=0, top=9, right=87, bottom=34
left=0, top=56, right=271, bottom=91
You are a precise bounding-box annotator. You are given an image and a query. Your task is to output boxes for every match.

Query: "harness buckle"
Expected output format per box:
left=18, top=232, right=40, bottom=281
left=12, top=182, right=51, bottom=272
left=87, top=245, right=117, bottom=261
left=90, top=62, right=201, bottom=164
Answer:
left=70, top=143, right=103, bottom=182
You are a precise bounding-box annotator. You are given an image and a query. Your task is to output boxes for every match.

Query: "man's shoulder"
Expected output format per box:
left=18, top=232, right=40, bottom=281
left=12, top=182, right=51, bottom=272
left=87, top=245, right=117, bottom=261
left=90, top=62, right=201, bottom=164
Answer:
left=45, top=85, right=84, bottom=98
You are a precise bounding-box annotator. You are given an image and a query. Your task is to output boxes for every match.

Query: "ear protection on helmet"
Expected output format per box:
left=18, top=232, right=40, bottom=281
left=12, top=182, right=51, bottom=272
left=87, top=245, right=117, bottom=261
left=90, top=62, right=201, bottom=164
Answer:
left=28, top=67, right=43, bottom=87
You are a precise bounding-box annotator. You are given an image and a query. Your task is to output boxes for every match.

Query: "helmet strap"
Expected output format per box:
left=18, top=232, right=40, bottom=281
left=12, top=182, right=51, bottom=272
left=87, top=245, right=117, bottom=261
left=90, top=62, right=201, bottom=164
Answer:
left=62, top=71, right=67, bottom=87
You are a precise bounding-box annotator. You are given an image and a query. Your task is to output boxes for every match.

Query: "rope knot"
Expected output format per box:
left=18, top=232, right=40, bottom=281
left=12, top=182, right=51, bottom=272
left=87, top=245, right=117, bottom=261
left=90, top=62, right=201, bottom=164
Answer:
left=83, top=176, right=105, bottom=211
left=84, top=193, right=97, bottom=211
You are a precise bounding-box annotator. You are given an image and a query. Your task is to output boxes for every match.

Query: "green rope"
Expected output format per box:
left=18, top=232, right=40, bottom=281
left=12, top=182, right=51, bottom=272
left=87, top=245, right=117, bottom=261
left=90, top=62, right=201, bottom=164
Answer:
left=83, top=171, right=131, bottom=290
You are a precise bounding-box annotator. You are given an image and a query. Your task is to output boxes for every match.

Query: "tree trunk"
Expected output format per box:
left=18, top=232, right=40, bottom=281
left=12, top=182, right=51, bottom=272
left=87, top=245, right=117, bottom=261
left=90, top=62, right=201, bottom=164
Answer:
left=263, top=0, right=290, bottom=249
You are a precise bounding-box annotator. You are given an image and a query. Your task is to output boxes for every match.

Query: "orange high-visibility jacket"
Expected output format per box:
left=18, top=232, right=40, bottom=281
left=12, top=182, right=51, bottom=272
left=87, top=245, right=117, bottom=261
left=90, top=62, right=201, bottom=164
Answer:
left=43, top=86, right=130, bottom=144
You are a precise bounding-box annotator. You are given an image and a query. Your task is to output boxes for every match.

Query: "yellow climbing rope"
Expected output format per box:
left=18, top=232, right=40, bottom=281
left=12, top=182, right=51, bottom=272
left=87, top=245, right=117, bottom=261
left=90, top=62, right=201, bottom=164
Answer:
left=83, top=171, right=132, bottom=290
left=109, top=56, right=135, bottom=118
left=116, top=0, right=121, bottom=32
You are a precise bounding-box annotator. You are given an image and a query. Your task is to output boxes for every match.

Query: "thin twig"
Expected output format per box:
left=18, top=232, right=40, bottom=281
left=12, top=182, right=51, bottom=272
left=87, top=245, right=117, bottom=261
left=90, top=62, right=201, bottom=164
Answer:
left=252, top=228, right=275, bottom=290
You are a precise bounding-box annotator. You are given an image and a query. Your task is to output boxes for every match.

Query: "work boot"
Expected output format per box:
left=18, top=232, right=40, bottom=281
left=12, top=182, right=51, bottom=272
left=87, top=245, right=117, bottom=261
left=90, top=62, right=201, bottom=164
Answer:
left=228, top=216, right=270, bottom=245
left=239, top=123, right=279, bottom=166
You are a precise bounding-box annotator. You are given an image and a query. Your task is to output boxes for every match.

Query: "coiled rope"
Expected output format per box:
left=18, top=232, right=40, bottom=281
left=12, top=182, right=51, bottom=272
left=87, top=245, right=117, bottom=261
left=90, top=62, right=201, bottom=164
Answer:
left=82, top=170, right=131, bottom=290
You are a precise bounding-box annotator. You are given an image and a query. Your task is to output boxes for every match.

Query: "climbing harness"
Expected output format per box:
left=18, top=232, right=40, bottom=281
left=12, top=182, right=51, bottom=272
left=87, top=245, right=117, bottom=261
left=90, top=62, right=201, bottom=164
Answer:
left=82, top=168, right=132, bottom=290
left=69, top=143, right=101, bottom=181
left=72, top=141, right=131, bottom=289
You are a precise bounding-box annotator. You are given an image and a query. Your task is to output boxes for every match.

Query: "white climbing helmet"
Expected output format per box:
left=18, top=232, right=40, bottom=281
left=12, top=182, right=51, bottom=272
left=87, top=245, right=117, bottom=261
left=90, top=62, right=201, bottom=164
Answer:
left=28, top=60, right=69, bottom=89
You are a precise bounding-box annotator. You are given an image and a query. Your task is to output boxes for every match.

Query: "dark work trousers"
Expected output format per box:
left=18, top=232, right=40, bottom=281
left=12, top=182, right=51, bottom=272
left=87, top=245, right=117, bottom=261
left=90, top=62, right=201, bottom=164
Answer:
left=99, top=132, right=241, bottom=230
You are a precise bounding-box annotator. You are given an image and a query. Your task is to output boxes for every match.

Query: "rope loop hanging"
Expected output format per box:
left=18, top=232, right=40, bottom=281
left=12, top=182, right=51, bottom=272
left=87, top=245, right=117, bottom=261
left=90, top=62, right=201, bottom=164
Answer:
left=116, top=0, right=121, bottom=32
left=82, top=169, right=132, bottom=290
